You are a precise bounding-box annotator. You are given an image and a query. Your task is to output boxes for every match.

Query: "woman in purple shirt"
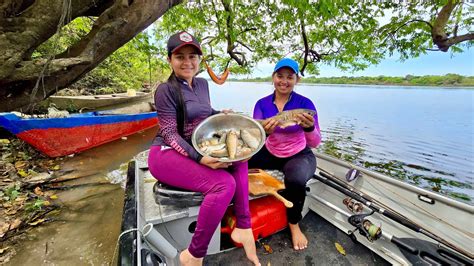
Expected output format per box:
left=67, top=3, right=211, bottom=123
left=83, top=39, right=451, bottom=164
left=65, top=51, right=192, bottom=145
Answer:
left=249, top=58, right=321, bottom=251
left=148, top=31, right=259, bottom=266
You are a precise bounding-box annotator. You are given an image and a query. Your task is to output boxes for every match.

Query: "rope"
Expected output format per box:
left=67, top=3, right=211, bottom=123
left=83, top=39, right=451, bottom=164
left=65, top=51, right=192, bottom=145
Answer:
left=30, top=0, right=73, bottom=106
left=110, top=228, right=142, bottom=266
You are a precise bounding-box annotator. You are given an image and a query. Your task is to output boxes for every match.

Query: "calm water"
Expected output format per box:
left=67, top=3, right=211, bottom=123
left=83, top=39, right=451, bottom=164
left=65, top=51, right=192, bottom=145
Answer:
left=210, top=82, right=474, bottom=203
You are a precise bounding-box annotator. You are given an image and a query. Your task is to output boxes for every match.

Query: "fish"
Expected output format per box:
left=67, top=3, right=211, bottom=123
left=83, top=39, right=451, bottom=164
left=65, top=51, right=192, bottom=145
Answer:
left=246, top=128, right=262, bottom=139
left=226, top=130, right=238, bottom=159
left=217, top=132, right=227, bottom=144
left=209, top=147, right=228, bottom=157
left=236, top=147, right=252, bottom=158
left=196, top=126, right=264, bottom=161
left=199, top=143, right=226, bottom=154
left=240, top=129, right=260, bottom=150
left=257, top=108, right=316, bottom=128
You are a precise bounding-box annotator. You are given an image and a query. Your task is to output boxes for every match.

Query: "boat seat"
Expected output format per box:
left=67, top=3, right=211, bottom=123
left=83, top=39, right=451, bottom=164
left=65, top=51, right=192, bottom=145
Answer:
left=153, top=181, right=204, bottom=209
left=152, top=169, right=290, bottom=208
left=151, top=168, right=319, bottom=209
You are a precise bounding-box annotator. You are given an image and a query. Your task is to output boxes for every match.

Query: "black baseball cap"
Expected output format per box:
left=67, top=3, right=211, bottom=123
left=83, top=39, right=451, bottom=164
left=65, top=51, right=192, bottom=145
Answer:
left=167, top=31, right=202, bottom=57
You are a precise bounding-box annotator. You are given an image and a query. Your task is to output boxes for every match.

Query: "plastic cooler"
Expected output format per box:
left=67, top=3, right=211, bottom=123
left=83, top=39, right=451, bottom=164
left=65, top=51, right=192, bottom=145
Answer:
left=221, top=196, right=288, bottom=246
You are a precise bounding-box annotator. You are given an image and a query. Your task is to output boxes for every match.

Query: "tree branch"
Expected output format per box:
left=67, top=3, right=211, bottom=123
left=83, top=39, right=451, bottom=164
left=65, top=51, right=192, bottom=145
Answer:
left=6, top=57, right=92, bottom=82
left=0, top=0, right=183, bottom=112
left=445, top=32, right=474, bottom=47
left=432, top=0, right=458, bottom=51
left=300, top=18, right=309, bottom=76
left=236, top=40, right=253, bottom=52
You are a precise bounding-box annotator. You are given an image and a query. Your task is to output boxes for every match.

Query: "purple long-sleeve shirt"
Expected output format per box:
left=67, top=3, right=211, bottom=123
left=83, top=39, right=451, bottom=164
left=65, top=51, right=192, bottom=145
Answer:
left=253, top=91, right=321, bottom=158
left=151, top=77, right=219, bottom=162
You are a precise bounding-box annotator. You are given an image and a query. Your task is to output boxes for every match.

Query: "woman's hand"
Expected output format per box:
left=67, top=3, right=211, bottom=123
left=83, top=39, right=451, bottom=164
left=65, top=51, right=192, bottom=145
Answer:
left=296, top=113, right=314, bottom=129
left=200, top=155, right=232, bottom=169
left=262, top=118, right=280, bottom=135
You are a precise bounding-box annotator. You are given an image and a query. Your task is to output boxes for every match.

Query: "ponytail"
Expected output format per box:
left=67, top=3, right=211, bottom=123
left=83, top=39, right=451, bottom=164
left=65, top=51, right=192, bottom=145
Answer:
left=168, top=72, right=187, bottom=137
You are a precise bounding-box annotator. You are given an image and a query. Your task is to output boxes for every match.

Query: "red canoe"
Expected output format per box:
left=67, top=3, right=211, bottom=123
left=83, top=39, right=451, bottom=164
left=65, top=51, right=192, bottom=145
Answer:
left=0, top=111, right=158, bottom=157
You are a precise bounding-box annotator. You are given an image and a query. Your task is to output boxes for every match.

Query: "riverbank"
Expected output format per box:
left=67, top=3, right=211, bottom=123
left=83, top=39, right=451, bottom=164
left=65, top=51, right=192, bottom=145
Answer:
left=228, top=74, right=474, bottom=87
left=1, top=127, right=156, bottom=265
left=0, top=135, right=65, bottom=263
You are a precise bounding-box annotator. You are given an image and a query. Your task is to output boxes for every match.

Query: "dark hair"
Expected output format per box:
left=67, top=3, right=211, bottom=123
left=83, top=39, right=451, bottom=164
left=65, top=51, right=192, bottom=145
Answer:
left=168, top=72, right=187, bottom=137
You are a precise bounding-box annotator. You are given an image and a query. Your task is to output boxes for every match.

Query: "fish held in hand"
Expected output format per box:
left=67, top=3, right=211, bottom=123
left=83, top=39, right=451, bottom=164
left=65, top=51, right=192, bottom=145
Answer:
left=257, top=109, right=316, bottom=129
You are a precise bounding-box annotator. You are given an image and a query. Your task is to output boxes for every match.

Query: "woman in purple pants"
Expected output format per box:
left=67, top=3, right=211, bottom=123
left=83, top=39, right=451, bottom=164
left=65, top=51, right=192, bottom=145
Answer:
left=147, top=31, right=259, bottom=266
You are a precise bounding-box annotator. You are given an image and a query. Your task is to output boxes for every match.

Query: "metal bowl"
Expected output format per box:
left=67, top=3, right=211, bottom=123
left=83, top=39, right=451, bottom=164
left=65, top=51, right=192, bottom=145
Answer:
left=192, top=113, right=266, bottom=162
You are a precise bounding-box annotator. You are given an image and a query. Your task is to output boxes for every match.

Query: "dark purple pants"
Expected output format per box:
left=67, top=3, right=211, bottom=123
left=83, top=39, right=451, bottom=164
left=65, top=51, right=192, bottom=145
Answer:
left=249, top=145, right=316, bottom=224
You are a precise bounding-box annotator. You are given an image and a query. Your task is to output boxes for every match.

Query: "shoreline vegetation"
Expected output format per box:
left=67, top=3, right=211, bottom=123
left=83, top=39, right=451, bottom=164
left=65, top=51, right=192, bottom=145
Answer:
left=227, top=74, right=474, bottom=87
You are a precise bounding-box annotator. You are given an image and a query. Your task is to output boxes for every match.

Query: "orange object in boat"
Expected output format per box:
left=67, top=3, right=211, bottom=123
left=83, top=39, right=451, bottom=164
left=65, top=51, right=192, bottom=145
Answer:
left=221, top=196, right=288, bottom=246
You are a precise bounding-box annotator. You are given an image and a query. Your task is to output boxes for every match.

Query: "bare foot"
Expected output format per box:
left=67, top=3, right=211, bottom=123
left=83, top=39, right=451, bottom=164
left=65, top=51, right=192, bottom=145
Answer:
left=289, top=223, right=308, bottom=250
left=231, top=228, right=261, bottom=266
left=179, top=249, right=203, bottom=266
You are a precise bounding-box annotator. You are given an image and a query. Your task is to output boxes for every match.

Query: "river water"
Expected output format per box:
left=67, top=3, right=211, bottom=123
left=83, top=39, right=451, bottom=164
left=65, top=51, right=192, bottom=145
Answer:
left=5, top=82, right=473, bottom=264
left=211, top=82, right=474, bottom=202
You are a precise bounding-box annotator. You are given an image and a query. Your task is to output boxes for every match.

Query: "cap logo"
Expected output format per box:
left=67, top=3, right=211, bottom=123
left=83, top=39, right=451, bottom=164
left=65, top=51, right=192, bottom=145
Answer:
left=179, top=32, right=193, bottom=42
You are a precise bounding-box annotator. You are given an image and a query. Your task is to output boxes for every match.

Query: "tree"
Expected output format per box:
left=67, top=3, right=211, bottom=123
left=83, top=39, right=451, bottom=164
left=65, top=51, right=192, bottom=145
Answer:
left=155, top=0, right=387, bottom=76
left=1, top=0, right=472, bottom=112
left=155, top=0, right=472, bottom=77
left=0, top=0, right=182, bottom=112
left=379, top=0, right=473, bottom=58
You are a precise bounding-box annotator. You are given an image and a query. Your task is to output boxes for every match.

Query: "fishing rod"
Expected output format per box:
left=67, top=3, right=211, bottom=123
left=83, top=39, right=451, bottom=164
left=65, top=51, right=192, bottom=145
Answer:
left=314, top=171, right=473, bottom=261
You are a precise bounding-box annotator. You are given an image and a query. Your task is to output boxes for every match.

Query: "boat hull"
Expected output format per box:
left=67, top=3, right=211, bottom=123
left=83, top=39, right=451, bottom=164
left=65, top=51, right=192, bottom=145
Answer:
left=0, top=112, right=158, bottom=157
left=40, top=92, right=153, bottom=111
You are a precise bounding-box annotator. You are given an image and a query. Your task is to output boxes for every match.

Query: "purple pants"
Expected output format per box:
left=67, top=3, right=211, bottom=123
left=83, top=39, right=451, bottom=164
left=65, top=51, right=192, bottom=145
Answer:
left=148, top=145, right=251, bottom=258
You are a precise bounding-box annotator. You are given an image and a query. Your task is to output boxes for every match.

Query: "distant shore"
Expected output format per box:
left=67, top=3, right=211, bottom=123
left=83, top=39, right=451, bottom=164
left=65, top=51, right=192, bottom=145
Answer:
left=226, top=74, right=474, bottom=87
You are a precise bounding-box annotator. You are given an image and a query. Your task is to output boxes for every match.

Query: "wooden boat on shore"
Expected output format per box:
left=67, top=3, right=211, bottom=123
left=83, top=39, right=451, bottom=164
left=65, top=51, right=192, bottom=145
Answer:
left=40, top=91, right=153, bottom=111
left=0, top=107, right=158, bottom=157
left=118, top=150, right=473, bottom=265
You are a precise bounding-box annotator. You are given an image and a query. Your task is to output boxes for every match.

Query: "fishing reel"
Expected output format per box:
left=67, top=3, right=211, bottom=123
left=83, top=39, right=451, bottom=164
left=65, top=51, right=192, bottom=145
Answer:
left=343, top=197, right=364, bottom=213
left=348, top=211, right=382, bottom=242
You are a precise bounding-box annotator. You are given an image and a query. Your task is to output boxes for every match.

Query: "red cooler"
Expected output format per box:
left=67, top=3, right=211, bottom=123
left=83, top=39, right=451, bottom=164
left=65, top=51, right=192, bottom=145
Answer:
left=221, top=196, right=288, bottom=246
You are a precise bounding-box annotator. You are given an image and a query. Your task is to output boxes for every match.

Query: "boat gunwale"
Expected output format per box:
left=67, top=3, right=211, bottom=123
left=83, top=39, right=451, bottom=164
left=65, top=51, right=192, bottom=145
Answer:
left=315, top=152, right=474, bottom=212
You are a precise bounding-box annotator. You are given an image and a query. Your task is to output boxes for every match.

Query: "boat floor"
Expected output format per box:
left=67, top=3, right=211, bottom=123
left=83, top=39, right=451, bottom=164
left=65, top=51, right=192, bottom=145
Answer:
left=205, top=210, right=389, bottom=266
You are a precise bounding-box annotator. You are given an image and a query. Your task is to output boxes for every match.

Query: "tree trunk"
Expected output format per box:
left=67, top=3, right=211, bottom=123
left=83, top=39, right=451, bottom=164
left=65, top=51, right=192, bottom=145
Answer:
left=0, top=0, right=182, bottom=112
left=432, top=0, right=474, bottom=52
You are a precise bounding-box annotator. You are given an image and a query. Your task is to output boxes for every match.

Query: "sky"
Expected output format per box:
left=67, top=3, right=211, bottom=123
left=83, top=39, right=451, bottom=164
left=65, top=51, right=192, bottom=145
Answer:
left=243, top=49, right=474, bottom=78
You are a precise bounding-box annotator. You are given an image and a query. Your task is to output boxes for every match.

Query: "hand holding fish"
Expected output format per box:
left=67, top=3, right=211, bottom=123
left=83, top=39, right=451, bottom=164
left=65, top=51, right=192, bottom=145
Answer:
left=261, top=118, right=280, bottom=135
left=296, top=113, right=314, bottom=129
left=200, top=155, right=232, bottom=169
left=257, top=109, right=316, bottom=130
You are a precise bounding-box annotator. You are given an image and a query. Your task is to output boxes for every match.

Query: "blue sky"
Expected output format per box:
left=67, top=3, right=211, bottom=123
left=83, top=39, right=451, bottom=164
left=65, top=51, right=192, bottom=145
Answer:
left=242, top=48, right=474, bottom=78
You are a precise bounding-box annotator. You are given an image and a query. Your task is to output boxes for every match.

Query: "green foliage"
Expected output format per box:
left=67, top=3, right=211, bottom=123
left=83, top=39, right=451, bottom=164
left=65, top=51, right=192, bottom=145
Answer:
left=25, top=199, right=46, bottom=212
left=156, top=1, right=472, bottom=77
left=2, top=183, right=21, bottom=201
left=32, top=18, right=169, bottom=94
left=27, top=1, right=473, bottom=92
left=378, top=1, right=473, bottom=59
left=156, top=1, right=387, bottom=75
left=304, top=74, right=474, bottom=86
left=32, top=17, right=94, bottom=60
left=72, top=30, right=170, bottom=93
